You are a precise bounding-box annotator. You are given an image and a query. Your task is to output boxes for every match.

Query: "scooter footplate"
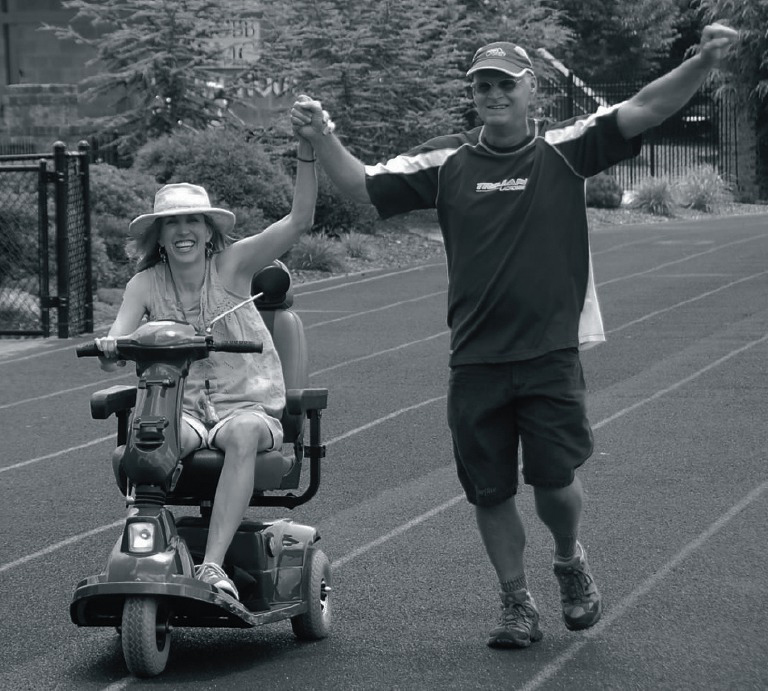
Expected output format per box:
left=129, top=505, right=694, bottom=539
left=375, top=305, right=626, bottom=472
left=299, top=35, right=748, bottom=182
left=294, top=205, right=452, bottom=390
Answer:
left=70, top=574, right=306, bottom=628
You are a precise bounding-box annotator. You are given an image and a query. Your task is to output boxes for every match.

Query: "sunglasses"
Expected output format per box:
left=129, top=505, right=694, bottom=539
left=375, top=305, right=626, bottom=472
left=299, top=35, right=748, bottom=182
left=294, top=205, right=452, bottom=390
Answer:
left=468, top=76, right=527, bottom=96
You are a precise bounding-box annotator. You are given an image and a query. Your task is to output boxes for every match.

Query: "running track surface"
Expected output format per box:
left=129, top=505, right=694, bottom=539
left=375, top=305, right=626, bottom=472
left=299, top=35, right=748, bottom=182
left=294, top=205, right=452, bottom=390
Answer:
left=1, top=214, right=767, bottom=690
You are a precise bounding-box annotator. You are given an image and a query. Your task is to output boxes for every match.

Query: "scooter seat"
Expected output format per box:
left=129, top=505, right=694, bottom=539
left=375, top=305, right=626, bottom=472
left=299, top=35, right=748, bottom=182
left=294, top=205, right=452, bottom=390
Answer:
left=175, top=448, right=294, bottom=495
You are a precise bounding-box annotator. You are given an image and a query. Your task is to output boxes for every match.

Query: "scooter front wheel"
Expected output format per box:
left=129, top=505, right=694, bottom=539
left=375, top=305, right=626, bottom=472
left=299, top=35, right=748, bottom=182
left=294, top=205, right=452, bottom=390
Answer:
left=291, top=547, right=332, bottom=640
left=121, top=596, right=172, bottom=677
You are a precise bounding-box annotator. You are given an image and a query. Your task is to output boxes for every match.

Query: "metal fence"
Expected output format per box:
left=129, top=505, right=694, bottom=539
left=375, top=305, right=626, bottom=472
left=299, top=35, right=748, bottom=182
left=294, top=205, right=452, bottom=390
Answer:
left=538, top=77, right=738, bottom=190
left=0, top=142, right=93, bottom=338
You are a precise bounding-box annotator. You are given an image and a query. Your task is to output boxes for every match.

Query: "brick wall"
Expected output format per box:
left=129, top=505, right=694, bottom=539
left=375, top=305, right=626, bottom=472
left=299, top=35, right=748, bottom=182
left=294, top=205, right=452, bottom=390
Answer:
left=0, top=83, right=80, bottom=151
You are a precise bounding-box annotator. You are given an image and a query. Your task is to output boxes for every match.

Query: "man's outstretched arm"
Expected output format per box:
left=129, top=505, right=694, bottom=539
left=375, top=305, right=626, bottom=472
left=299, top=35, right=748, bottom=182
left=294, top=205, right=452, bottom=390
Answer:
left=290, top=96, right=371, bottom=204
left=617, top=22, right=738, bottom=140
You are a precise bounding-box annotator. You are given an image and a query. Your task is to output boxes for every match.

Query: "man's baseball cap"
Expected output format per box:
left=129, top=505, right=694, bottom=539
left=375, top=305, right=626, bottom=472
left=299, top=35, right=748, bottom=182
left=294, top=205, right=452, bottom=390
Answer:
left=466, top=42, right=534, bottom=77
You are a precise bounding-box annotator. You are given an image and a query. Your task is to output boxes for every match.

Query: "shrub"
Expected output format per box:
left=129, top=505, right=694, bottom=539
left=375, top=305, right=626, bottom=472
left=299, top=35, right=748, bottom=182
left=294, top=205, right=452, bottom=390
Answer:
left=674, top=165, right=733, bottom=212
left=89, top=163, right=158, bottom=218
left=629, top=177, right=676, bottom=216
left=284, top=234, right=347, bottom=273
left=342, top=232, right=373, bottom=260
left=313, top=170, right=378, bottom=236
left=586, top=172, right=623, bottom=209
left=133, top=129, right=294, bottom=223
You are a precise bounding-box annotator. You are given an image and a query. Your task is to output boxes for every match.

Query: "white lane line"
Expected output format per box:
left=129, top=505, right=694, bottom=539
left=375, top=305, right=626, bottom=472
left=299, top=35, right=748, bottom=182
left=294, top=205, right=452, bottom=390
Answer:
left=597, top=234, right=765, bottom=288
left=606, top=270, right=768, bottom=335
left=0, top=435, right=115, bottom=474
left=0, top=343, right=80, bottom=366
left=0, top=373, right=132, bottom=411
left=294, top=263, right=445, bottom=297
left=304, top=290, right=446, bottom=329
left=0, top=520, right=123, bottom=575
left=519, top=477, right=768, bottom=691
left=331, top=495, right=465, bottom=570
left=310, top=332, right=449, bottom=376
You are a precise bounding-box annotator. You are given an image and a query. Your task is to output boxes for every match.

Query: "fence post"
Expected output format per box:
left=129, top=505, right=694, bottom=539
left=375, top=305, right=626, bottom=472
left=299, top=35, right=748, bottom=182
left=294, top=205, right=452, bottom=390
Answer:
left=566, top=72, right=574, bottom=119
left=38, top=158, right=51, bottom=338
left=53, top=141, right=69, bottom=338
left=78, top=140, right=94, bottom=333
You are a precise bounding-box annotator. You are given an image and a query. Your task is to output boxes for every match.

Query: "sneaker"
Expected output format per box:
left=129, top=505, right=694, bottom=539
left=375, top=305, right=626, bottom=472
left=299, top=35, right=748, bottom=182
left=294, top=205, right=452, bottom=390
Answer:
left=553, top=542, right=602, bottom=631
left=487, top=589, right=544, bottom=648
left=195, top=562, right=239, bottom=600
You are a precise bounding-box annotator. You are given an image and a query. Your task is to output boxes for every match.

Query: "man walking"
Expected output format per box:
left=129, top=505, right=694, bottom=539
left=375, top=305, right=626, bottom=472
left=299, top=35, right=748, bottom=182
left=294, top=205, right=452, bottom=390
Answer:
left=291, top=22, right=738, bottom=647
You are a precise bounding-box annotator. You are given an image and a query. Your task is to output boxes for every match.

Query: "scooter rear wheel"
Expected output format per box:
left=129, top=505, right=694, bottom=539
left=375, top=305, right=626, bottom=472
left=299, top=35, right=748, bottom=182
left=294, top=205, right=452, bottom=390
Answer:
left=291, top=547, right=332, bottom=640
left=121, top=596, right=172, bottom=677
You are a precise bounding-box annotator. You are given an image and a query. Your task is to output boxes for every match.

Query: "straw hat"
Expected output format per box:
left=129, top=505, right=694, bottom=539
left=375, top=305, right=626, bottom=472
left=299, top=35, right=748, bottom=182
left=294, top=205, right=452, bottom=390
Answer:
left=128, top=183, right=236, bottom=238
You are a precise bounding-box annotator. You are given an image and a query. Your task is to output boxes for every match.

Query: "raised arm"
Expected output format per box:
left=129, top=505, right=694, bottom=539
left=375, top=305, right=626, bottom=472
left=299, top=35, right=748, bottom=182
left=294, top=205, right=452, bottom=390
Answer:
left=616, top=22, right=738, bottom=140
left=219, top=135, right=318, bottom=292
left=290, top=96, right=371, bottom=204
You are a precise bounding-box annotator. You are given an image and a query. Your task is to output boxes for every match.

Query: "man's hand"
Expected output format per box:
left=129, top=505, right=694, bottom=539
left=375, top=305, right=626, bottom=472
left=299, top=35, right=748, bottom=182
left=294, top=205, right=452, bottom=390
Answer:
left=698, top=23, right=739, bottom=68
left=291, top=94, right=334, bottom=142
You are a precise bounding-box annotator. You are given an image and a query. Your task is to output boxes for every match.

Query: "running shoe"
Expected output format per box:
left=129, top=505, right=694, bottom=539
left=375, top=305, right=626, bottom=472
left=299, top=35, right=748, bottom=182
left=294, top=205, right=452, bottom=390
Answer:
left=195, top=562, right=239, bottom=600
left=487, top=589, right=544, bottom=648
left=553, top=542, right=602, bottom=630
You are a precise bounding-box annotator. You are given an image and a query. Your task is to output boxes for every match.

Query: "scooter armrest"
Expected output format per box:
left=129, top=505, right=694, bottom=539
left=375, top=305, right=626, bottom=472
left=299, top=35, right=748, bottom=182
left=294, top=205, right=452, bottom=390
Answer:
left=90, top=385, right=138, bottom=419
left=285, top=388, right=328, bottom=415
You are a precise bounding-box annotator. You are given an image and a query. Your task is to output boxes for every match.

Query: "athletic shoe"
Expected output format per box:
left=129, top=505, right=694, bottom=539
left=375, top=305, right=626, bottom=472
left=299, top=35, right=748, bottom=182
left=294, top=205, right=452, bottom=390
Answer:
left=553, top=542, right=602, bottom=630
left=487, top=589, right=544, bottom=648
left=195, top=562, right=239, bottom=600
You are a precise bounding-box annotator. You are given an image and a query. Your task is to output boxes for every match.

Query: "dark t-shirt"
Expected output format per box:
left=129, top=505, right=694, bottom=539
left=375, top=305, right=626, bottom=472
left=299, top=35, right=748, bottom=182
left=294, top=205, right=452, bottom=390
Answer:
left=365, top=106, right=641, bottom=365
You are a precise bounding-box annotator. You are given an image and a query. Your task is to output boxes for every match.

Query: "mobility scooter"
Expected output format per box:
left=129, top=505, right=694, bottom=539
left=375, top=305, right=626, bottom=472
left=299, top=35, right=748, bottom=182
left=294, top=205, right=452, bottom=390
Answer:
left=70, top=262, right=330, bottom=677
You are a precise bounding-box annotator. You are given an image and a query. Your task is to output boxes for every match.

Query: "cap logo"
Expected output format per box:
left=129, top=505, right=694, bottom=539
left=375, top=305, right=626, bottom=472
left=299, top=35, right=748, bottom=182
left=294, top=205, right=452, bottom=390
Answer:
left=485, top=47, right=507, bottom=58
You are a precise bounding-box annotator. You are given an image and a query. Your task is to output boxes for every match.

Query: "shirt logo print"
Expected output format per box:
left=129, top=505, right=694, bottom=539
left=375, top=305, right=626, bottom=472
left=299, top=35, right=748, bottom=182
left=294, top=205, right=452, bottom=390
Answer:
left=476, top=178, right=528, bottom=192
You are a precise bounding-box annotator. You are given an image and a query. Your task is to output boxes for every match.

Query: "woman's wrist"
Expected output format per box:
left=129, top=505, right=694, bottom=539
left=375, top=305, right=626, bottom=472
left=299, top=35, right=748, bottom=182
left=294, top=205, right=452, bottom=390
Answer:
left=297, top=141, right=316, bottom=163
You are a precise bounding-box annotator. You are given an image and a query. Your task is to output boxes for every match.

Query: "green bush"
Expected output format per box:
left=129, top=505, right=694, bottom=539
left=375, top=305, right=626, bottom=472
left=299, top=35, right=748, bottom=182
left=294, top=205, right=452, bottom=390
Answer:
left=89, top=163, right=158, bottom=218
left=312, top=170, right=378, bottom=235
left=630, top=177, right=676, bottom=216
left=284, top=234, right=347, bottom=273
left=586, top=172, right=623, bottom=209
left=342, top=232, right=373, bottom=259
left=133, top=129, right=294, bottom=223
left=675, top=165, right=733, bottom=212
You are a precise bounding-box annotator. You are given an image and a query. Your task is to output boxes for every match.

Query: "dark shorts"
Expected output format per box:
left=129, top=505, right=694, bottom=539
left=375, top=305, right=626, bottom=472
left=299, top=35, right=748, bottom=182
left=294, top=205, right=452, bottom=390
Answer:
left=447, top=348, right=593, bottom=506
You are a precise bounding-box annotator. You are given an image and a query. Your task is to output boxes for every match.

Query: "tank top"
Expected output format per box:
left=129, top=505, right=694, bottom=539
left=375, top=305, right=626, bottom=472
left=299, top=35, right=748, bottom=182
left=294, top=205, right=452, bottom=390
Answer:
left=143, top=259, right=285, bottom=423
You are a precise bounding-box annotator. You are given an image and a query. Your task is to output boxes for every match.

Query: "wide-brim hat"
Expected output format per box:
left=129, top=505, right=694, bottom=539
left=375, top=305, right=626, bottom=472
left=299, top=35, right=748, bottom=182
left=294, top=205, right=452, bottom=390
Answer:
left=467, top=42, right=534, bottom=78
left=128, top=182, right=236, bottom=238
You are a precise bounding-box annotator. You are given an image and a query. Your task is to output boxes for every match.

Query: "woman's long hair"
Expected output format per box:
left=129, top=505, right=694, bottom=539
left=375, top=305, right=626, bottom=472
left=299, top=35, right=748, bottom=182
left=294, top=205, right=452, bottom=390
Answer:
left=126, top=216, right=231, bottom=273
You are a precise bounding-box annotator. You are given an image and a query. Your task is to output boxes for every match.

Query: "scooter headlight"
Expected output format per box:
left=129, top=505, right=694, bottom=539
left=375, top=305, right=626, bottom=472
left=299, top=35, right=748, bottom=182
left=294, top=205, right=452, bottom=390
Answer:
left=127, top=522, right=156, bottom=553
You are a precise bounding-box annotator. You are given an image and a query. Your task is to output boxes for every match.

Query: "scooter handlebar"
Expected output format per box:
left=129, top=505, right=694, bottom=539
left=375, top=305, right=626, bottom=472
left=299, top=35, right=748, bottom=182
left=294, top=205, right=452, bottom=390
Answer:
left=76, top=343, right=102, bottom=357
left=210, top=340, right=263, bottom=354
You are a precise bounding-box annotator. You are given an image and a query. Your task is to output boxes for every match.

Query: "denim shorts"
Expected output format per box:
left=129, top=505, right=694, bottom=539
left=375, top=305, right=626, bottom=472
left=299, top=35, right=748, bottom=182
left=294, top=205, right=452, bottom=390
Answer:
left=447, top=348, right=593, bottom=506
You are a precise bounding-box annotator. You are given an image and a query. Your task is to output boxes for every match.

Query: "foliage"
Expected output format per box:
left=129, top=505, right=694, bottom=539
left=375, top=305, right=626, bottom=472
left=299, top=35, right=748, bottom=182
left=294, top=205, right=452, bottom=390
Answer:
left=42, top=0, right=256, bottom=154
left=132, top=129, right=294, bottom=223
left=586, top=172, right=623, bottom=209
left=695, top=0, right=768, bottom=198
left=630, top=176, right=676, bottom=216
left=341, top=232, right=374, bottom=260
left=285, top=234, right=347, bottom=273
left=312, top=171, right=378, bottom=236
left=549, top=0, right=681, bottom=82
left=674, top=164, right=732, bottom=212
left=253, top=0, right=571, bottom=161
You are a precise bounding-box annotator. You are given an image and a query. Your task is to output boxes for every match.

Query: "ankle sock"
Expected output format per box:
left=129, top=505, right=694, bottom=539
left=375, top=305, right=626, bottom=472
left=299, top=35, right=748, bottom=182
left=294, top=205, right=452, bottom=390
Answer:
left=500, top=574, right=528, bottom=593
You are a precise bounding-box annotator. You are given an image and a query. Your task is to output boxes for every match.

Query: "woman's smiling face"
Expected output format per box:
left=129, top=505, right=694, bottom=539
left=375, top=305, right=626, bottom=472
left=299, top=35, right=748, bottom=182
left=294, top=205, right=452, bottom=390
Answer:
left=158, top=213, right=212, bottom=262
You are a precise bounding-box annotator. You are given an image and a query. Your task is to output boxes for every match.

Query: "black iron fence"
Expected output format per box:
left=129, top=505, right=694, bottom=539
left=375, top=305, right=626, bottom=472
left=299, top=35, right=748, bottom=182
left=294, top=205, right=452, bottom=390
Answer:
left=0, top=142, right=93, bottom=338
left=538, top=77, right=737, bottom=190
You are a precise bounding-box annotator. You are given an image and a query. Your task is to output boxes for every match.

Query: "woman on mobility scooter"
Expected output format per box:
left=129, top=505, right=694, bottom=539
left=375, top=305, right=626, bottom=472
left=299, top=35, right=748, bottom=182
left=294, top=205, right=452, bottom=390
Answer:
left=96, top=133, right=318, bottom=602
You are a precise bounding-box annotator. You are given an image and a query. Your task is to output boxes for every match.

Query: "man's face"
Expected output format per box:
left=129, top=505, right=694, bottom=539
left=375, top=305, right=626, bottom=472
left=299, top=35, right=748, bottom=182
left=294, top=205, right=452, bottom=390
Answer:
left=471, top=69, right=535, bottom=128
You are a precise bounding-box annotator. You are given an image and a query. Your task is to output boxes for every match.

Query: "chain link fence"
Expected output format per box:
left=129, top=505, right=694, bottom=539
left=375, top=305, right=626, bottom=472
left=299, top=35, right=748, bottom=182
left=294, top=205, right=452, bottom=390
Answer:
left=0, top=142, right=92, bottom=338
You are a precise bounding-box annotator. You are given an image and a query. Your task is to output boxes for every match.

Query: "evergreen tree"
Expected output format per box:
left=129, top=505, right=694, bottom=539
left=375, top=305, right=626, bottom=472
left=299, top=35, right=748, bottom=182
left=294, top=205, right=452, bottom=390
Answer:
left=251, top=0, right=571, bottom=161
left=43, top=0, right=255, bottom=154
